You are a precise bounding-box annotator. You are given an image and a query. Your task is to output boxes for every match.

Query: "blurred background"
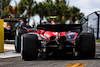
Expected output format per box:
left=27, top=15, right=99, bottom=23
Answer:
left=1, top=0, right=85, bottom=27
left=1, top=0, right=100, bottom=39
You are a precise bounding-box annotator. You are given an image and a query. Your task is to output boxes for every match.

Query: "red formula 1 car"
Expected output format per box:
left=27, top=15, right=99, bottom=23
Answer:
left=15, top=24, right=95, bottom=60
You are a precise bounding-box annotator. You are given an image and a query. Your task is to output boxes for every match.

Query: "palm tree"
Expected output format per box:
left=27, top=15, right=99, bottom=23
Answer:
left=69, top=6, right=84, bottom=24
left=17, top=0, right=36, bottom=23
left=45, top=0, right=70, bottom=24
left=25, top=0, right=36, bottom=23
left=2, top=0, right=11, bottom=18
left=55, top=0, right=60, bottom=4
left=56, top=3, right=69, bottom=24
left=17, top=0, right=26, bottom=15
left=44, top=2, right=59, bottom=23
left=60, top=0, right=66, bottom=4
left=46, top=0, right=52, bottom=3
left=4, top=5, right=13, bottom=12
left=33, top=1, right=84, bottom=24
left=34, top=2, right=48, bottom=25
left=2, top=11, right=10, bottom=18
left=2, top=0, right=11, bottom=10
left=2, top=5, right=13, bottom=18
left=45, top=2, right=57, bottom=15
left=55, top=0, right=66, bottom=4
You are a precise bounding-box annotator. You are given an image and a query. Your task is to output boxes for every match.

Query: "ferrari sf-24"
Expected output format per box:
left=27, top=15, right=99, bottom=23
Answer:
left=15, top=24, right=95, bottom=60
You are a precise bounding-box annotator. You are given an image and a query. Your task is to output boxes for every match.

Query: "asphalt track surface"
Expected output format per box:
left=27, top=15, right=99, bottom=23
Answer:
left=0, top=40, right=100, bottom=67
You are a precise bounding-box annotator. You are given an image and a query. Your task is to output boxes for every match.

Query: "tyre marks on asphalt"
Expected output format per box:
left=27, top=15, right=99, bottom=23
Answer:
left=65, top=63, right=87, bottom=67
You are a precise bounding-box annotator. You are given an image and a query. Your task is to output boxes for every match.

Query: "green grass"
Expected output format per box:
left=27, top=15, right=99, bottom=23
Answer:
left=96, top=39, right=100, bottom=42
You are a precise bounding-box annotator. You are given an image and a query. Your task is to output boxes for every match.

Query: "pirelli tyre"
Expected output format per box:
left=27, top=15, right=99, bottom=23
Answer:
left=21, top=34, right=38, bottom=61
left=15, top=29, right=27, bottom=53
left=79, top=33, right=95, bottom=59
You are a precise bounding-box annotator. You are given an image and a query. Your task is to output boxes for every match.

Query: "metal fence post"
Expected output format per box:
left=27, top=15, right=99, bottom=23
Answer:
left=97, top=14, right=100, bottom=39
left=94, top=12, right=99, bottom=39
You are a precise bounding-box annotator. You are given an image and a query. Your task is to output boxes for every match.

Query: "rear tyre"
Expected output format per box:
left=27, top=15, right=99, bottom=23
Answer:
left=15, top=29, right=27, bottom=53
left=79, top=33, right=95, bottom=59
left=21, top=34, right=38, bottom=61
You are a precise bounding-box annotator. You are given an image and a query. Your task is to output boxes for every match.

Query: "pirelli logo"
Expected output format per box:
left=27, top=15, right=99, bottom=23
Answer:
left=65, top=63, right=87, bottom=67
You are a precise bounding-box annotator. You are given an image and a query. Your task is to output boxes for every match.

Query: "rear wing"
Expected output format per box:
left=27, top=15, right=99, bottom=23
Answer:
left=37, top=24, right=82, bottom=32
